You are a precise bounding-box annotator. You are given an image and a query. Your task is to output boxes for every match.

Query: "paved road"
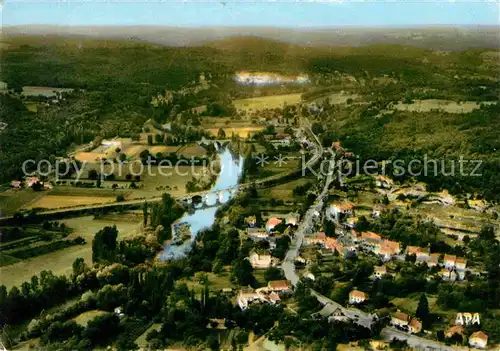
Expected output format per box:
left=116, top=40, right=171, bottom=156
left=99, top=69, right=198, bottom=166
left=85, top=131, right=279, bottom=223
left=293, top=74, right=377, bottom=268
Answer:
left=381, top=327, right=457, bottom=351
left=282, top=119, right=328, bottom=286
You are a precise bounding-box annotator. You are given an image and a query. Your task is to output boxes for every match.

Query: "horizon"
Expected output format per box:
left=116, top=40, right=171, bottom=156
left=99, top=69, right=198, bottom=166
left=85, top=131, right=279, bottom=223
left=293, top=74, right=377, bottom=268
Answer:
left=2, top=2, right=499, bottom=27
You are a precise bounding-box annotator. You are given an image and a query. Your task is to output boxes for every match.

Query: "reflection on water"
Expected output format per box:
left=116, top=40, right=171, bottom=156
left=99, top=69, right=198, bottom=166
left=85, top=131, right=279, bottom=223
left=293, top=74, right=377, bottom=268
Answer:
left=159, top=149, right=243, bottom=259
left=234, top=71, right=310, bottom=86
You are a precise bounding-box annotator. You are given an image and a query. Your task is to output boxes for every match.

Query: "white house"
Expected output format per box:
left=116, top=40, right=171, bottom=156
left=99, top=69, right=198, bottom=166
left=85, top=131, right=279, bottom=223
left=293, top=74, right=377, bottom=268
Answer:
left=349, top=290, right=367, bottom=305
left=469, top=331, right=488, bottom=349
left=249, top=252, right=272, bottom=269
left=373, top=266, right=387, bottom=280
left=444, top=254, right=456, bottom=270
left=391, top=312, right=409, bottom=329
left=329, top=202, right=354, bottom=222
left=375, top=175, right=394, bottom=189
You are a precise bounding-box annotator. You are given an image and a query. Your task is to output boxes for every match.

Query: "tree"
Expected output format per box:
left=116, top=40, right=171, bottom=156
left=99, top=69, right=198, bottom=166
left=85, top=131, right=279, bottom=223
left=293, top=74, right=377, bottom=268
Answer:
left=416, top=293, right=430, bottom=329
left=155, top=134, right=163, bottom=144
left=143, top=201, right=148, bottom=226
left=217, top=128, right=226, bottom=139
left=264, top=267, right=284, bottom=282
left=88, top=169, right=99, bottom=180
left=92, top=226, right=118, bottom=263
left=231, top=259, right=255, bottom=286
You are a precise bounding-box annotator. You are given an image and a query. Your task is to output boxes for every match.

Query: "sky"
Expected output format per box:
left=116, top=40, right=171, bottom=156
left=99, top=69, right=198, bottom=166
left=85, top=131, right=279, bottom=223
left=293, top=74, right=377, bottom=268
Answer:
left=2, top=1, right=499, bottom=28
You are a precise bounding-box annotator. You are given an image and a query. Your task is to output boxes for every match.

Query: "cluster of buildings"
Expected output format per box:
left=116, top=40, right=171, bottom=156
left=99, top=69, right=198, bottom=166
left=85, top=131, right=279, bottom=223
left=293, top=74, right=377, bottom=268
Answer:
left=245, top=214, right=299, bottom=268
left=444, top=325, right=489, bottom=349
left=305, top=229, right=469, bottom=282
left=390, top=311, right=422, bottom=334
left=236, top=280, right=292, bottom=311
left=10, top=176, right=52, bottom=191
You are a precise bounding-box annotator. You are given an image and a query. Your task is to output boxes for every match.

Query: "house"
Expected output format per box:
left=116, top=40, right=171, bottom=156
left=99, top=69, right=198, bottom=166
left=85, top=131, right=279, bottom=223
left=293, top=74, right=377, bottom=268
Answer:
left=237, top=291, right=262, bottom=310
left=285, top=213, right=299, bottom=226
left=206, top=318, right=227, bottom=330
left=114, top=306, right=125, bottom=317
left=249, top=252, right=272, bottom=269
left=375, top=240, right=401, bottom=261
left=373, top=266, right=387, bottom=280
left=455, top=257, right=467, bottom=271
left=439, top=269, right=457, bottom=281
left=25, top=176, right=40, bottom=188
left=409, top=318, right=422, bottom=334
left=11, top=180, right=22, bottom=189
left=101, top=139, right=122, bottom=148
left=445, top=325, right=465, bottom=339
left=360, top=231, right=382, bottom=242
left=407, top=246, right=431, bottom=263
left=467, top=199, right=488, bottom=212
left=267, top=280, right=291, bottom=293
left=303, top=272, right=315, bottom=281
left=427, top=253, right=440, bottom=268
left=245, top=216, right=257, bottom=227
left=305, top=232, right=326, bottom=246
left=469, top=331, right=488, bottom=349
left=325, top=237, right=344, bottom=255
left=246, top=228, right=268, bottom=241
left=444, top=254, right=456, bottom=270
left=265, top=217, right=282, bottom=232
left=329, top=201, right=354, bottom=222
left=344, top=217, right=359, bottom=229
left=375, top=175, right=393, bottom=189
left=372, top=204, right=386, bottom=218
left=268, top=292, right=281, bottom=305
left=391, top=312, right=410, bottom=329
left=349, top=290, right=367, bottom=305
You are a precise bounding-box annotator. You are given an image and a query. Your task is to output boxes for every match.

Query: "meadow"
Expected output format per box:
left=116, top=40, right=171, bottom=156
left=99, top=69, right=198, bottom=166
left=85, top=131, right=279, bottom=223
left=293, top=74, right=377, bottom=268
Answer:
left=1, top=215, right=141, bottom=289
left=233, top=93, right=303, bottom=111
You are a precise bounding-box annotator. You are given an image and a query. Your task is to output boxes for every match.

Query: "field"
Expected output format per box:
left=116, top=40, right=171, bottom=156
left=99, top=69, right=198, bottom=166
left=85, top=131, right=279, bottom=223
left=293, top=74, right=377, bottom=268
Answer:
left=0, top=189, right=47, bottom=216
left=25, top=195, right=117, bottom=210
left=257, top=177, right=315, bottom=202
left=0, top=85, right=73, bottom=98
left=1, top=216, right=141, bottom=289
left=177, top=144, right=207, bottom=157
left=206, top=126, right=265, bottom=138
left=135, top=323, right=163, bottom=348
left=233, top=93, right=303, bottom=111
left=73, top=310, right=107, bottom=326
left=127, top=165, right=207, bottom=198
left=393, top=99, right=485, bottom=114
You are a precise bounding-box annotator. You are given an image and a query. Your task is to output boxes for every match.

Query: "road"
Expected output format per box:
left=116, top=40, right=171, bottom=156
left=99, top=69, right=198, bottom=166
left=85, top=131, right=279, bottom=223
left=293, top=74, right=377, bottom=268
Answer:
left=381, top=327, right=457, bottom=351
left=282, top=118, right=328, bottom=286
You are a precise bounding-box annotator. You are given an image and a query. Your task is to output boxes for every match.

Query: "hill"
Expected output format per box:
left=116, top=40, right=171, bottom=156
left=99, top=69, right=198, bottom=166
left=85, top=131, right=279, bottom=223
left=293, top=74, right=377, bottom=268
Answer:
left=3, top=25, right=499, bottom=51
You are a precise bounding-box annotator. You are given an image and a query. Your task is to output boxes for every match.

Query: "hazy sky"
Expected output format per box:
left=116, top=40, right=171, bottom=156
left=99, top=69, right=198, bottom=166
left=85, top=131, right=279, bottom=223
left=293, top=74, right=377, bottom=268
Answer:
left=2, top=1, right=499, bottom=27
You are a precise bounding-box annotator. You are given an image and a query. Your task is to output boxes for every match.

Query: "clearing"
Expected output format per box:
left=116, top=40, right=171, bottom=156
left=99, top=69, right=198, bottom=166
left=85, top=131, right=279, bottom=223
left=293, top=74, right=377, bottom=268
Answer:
left=73, top=310, right=107, bottom=326
left=393, top=99, right=488, bottom=114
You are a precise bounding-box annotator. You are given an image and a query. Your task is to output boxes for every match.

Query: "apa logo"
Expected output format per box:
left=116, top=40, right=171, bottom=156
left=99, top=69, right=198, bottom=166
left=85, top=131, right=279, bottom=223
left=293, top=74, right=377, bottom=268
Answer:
left=455, top=313, right=480, bottom=326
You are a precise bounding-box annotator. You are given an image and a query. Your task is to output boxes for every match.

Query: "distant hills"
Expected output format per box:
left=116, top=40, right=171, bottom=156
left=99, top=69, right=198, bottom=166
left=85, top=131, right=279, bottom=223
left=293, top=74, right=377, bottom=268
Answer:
left=2, top=25, right=499, bottom=51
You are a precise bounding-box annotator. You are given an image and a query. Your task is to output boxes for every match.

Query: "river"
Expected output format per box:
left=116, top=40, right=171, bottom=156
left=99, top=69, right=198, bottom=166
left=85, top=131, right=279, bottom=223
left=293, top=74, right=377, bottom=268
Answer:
left=159, top=148, right=244, bottom=259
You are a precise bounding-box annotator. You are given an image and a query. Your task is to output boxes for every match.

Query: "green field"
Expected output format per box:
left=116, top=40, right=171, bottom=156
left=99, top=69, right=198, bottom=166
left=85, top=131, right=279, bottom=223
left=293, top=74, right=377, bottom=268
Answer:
left=1, top=215, right=141, bottom=289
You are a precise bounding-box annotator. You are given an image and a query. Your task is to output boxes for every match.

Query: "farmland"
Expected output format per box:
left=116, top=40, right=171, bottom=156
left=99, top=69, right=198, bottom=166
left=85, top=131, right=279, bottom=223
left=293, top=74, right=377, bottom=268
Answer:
left=233, top=93, right=303, bottom=111
left=25, top=195, right=118, bottom=210
left=1, top=215, right=141, bottom=289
